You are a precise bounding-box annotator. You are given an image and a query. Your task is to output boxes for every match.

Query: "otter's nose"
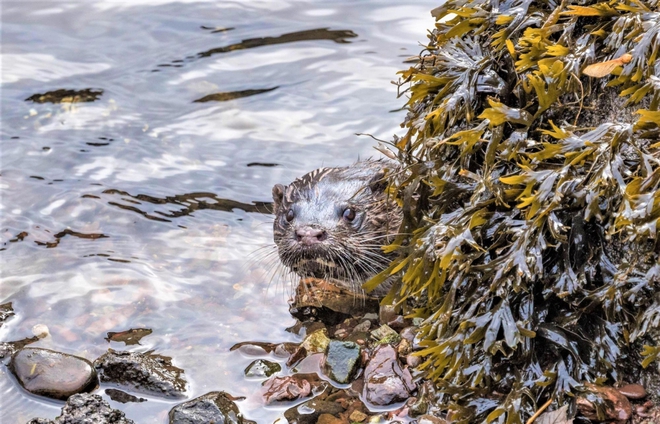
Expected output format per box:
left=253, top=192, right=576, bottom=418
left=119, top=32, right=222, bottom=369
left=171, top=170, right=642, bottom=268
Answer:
left=295, top=227, right=327, bottom=245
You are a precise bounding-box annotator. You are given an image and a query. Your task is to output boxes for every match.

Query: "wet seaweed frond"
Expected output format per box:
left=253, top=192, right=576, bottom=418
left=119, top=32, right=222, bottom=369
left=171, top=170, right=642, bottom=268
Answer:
left=378, top=1, right=660, bottom=422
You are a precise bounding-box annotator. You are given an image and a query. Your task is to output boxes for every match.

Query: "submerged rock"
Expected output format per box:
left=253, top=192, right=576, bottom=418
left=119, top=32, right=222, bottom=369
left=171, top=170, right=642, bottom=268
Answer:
left=105, top=388, right=147, bottom=403
left=10, top=348, right=98, bottom=400
left=0, top=302, right=14, bottom=328
left=244, top=359, right=281, bottom=378
left=105, top=328, right=153, bottom=346
left=169, top=391, right=254, bottom=424
left=262, top=373, right=327, bottom=404
left=26, top=393, right=135, bottom=424
left=283, top=399, right=344, bottom=424
left=363, top=344, right=415, bottom=406
left=94, top=349, right=186, bottom=398
left=322, top=340, right=361, bottom=384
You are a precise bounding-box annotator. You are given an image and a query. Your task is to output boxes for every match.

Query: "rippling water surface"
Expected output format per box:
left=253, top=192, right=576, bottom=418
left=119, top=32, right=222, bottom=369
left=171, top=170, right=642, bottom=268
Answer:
left=0, top=1, right=436, bottom=422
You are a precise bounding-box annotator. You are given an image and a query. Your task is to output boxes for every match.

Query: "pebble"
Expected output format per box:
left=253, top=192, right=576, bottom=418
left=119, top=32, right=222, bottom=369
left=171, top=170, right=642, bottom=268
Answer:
left=244, top=359, right=281, bottom=378
left=363, top=344, right=415, bottom=406
left=617, top=383, right=647, bottom=400
left=169, top=391, right=254, bottom=424
left=10, top=348, right=98, bottom=400
left=322, top=340, right=361, bottom=384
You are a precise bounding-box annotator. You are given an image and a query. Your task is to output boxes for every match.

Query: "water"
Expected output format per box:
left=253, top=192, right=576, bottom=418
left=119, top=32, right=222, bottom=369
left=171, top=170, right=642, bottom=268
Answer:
left=0, top=1, right=436, bottom=422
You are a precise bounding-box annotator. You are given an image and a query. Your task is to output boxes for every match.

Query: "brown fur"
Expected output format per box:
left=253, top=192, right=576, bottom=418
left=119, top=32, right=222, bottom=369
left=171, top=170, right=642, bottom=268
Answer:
left=272, top=160, right=402, bottom=296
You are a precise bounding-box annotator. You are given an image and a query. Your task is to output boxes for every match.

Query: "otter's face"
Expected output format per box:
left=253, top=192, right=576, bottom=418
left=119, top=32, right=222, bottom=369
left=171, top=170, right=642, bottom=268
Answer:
left=272, top=162, right=401, bottom=292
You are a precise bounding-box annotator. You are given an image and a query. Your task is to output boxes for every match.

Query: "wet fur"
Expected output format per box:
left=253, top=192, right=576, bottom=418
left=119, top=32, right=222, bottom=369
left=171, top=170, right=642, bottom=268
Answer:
left=272, top=160, right=402, bottom=296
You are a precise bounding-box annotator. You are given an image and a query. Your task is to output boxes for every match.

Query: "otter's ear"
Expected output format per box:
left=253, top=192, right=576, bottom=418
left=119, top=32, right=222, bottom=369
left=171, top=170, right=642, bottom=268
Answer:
left=272, top=184, right=286, bottom=211
left=368, top=170, right=387, bottom=193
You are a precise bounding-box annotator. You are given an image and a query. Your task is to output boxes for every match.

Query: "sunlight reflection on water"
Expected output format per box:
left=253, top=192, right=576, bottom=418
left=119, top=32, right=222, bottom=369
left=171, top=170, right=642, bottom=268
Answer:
left=0, top=0, right=437, bottom=422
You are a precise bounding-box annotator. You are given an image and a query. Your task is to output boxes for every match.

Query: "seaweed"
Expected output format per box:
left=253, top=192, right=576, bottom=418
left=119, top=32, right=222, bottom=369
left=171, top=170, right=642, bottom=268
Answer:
left=378, top=1, right=660, bottom=422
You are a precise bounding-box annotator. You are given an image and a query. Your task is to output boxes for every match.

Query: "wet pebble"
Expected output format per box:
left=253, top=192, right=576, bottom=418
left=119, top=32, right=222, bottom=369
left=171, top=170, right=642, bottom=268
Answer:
left=244, top=359, right=281, bottom=378
left=105, top=388, right=147, bottom=403
left=0, top=302, right=14, bottom=328
left=94, top=349, right=186, bottom=398
left=10, top=347, right=98, bottom=400
left=26, top=393, right=135, bottom=423
left=283, top=399, right=344, bottom=424
left=262, top=373, right=326, bottom=404
left=169, top=391, right=254, bottom=424
left=577, top=383, right=632, bottom=422
left=417, top=415, right=448, bottom=424
left=363, top=344, right=415, bottom=406
left=617, top=383, right=647, bottom=400
left=322, top=340, right=361, bottom=384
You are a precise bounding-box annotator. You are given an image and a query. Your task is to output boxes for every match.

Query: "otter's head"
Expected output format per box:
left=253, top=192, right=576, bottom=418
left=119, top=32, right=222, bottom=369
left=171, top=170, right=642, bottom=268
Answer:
left=272, top=160, right=402, bottom=293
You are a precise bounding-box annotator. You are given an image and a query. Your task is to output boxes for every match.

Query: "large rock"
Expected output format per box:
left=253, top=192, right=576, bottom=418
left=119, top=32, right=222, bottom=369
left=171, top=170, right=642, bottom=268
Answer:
left=26, top=393, right=135, bottom=423
left=363, top=344, right=415, bottom=406
left=169, top=391, right=255, bottom=424
left=94, top=349, right=186, bottom=398
left=10, top=348, right=98, bottom=400
left=322, top=340, right=361, bottom=384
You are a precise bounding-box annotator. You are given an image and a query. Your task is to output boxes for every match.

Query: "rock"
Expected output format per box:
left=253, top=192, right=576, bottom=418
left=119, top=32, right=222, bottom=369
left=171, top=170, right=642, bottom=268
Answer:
left=417, top=415, right=448, bottom=424
left=105, top=388, right=146, bottom=403
left=0, top=336, right=39, bottom=359
left=363, top=344, right=415, bottom=406
left=168, top=391, right=254, bottom=424
left=94, top=349, right=186, bottom=398
left=349, top=410, right=368, bottom=422
left=0, top=302, right=14, bottom=328
left=577, top=383, right=632, bottom=423
left=287, top=329, right=331, bottom=367
left=322, top=340, right=361, bottom=384
left=283, top=399, right=345, bottom=424
left=244, top=359, right=281, bottom=378
left=32, top=324, right=50, bottom=339
left=10, top=348, right=98, bottom=400
left=290, top=278, right=379, bottom=325
left=262, top=373, right=326, bottom=404
left=399, top=327, right=417, bottom=343
left=27, top=393, right=135, bottom=423
left=105, top=328, right=152, bottom=346
left=617, top=383, right=647, bottom=400
left=370, top=324, right=400, bottom=345
left=316, top=413, right=343, bottom=424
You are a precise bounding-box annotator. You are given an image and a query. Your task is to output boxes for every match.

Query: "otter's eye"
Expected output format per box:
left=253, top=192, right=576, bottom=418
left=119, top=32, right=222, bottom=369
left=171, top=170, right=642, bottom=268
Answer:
left=342, top=207, right=356, bottom=222
left=286, top=208, right=295, bottom=222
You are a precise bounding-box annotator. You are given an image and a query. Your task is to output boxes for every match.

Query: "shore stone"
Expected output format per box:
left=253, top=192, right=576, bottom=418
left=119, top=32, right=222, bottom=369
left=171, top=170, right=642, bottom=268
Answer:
left=283, top=399, right=345, bottom=424
left=617, top=383, right=647, bottom=400
left=0, top=302, right=15, bottom=328
left=26, top=393, right=134, bottom=424
left=363, top=344, right=415, bottom=406
left=94, top=349, right=186, bottom=398
left=169, top=391, right=254, bottom=424
left=105, top=388, right=147, bottom=403
left=262, top=373, right=327, bottom=404
left=244, top=359, right=281, bottom=378
left=11, top=348, right=98, bottom=400
left=322, top=340, right=361, bottom=384
left=577, top=383, right=632, bottom=422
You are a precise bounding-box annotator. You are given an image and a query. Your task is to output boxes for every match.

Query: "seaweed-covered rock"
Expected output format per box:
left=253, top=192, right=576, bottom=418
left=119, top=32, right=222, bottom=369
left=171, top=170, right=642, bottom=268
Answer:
left=26, top=393, right=134, bottom=424
left=11, top=348, right=98, bottom=400
left=169, top=391, right=254, bottom=424
left=94, top=349, right=186, bottom=398
left=375, top=0, right=660, bottom=422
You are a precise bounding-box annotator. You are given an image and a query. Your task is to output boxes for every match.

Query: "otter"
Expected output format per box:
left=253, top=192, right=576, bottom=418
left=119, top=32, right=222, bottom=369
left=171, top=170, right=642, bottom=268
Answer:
left=272, top=159, right=402, bottom=297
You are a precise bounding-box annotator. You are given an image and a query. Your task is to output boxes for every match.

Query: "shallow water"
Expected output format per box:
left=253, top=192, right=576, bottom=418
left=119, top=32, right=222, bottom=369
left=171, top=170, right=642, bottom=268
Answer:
left=0, top=1, right=436, bottom=422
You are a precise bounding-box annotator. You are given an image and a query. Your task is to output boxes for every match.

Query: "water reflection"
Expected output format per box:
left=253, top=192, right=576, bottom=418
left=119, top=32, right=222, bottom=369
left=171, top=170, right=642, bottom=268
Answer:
left=102, top=189, right=272, bottom=221
left=193, top=86, right=278, bottom=103
left=0, top=0, right=437, bottom=422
